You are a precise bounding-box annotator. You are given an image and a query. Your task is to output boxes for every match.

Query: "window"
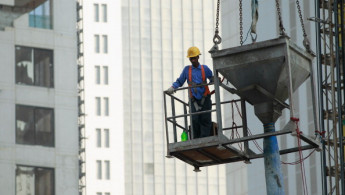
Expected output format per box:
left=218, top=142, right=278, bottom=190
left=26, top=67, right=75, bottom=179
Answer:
left=104, top=129, right=109, bottom=148
left=96, top=160, right=102, bottom=179
left=96, top=97, right=101, bottom=116
left=96, top=129, right=110, bottom=148
left=105, top=193, right=110, bottom=195
left=94, top=4, right=99, bottom=22
left=95, top=35, right=100, bottom=53
left=95, top=66, right=101, bottom=84
left=104, top=97, right=109, bottom=116
left=29, top=0, right=52, bottom=29
left=96, top=128, right=101, bottom=147
left=16, top=46, right=54, bottom=87
left=103, top=66, right=108, bottom=85
left=102, top=4, right=107, bottom=22
left=16, top=165, right=54, bottom=195
left=104, top=160, right=110, bottom=180
left=16, top=105, right=54, bottom=147
left=97, top=193, right=102, bottom=195
left=96, top=97, right=109, bottom=116
left=102, top=35, right=108, bottom=53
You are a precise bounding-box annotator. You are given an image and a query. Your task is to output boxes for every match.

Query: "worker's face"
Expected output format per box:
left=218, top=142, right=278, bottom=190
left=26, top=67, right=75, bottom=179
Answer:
left=189, top=56, right=199, bottom=66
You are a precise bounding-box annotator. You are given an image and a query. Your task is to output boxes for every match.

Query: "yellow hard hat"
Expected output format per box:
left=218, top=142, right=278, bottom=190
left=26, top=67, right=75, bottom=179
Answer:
left=186, top=46, right=201, bottom=58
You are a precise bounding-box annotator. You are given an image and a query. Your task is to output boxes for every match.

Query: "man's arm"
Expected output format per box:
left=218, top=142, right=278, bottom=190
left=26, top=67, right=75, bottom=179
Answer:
left=172, top=66, right=187, bottom=89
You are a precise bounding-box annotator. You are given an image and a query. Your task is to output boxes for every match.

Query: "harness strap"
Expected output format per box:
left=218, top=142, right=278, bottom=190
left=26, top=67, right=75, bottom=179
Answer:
left=188, top=65, right=211, bottom=99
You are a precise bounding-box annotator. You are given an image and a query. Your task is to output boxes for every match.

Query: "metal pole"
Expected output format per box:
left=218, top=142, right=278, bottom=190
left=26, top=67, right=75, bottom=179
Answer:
left=171, top=97, right=177, bottom=142
left=184, top=105, right=189, bottom=140
left=213, top=69, right=223, bottom=137
left=340, top=1, right=345, bottom=193
left=335, top=0, right=345, bottom=193
left=241, top=100, right=249, bottom=152
left=163, top=92, right=171, bottom=157
left=263, top=122, right=285, bottom=195
left=315, top=0, right=328, bottom=193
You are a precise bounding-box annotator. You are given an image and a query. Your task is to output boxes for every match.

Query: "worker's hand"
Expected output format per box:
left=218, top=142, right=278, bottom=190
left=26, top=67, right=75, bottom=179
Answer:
left=165, top=86, right=175, bottom=95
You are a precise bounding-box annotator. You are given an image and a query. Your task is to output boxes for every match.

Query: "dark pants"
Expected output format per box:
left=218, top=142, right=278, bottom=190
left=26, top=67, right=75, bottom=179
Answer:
left=190, top=95, right=212, bottom=139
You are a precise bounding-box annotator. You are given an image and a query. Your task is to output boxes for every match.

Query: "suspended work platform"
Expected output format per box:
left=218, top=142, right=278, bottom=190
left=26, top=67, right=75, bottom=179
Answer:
left=164, top=36, right=321, bottom=171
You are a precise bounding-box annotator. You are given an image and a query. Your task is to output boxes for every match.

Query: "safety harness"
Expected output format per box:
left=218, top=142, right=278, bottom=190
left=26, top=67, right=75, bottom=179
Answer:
left=188, top=65, right=210, bottom=111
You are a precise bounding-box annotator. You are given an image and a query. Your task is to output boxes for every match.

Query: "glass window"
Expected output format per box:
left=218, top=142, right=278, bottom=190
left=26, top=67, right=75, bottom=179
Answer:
left=96, top=97, right=101, bottom=116
left=94, top=4, right=99, bottom=22
left=97, top=193, right=102, bottom=195
left=104, top=129, right=109, bottom=148
left=16, top=165, right=54, bottom=195
left=103, top=97, right=109, bottom=116
left=103, top=66, right=108, bottom=85
left=95, top=66, right=100, bottom=84
left=102, top=4, right=107, bottom=22
left=96, top=128, right=101, bottom=147
left=29, top=0, right=52, bottom=29
left=96, top=160, right=102, bottom=179
left=102, top=35, right=108, bottom=53
left=105, top=193, right=110, bottom=195
left=104, top=160, right=110, bottom=180
left=16, top=105, right=54, bottom=147
left=95, top=35, right=100, bottom=53
left=16, top=46, right=54, bottom=88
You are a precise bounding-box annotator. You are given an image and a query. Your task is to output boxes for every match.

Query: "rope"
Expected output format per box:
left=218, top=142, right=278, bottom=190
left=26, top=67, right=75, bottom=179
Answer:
left=231, top=101, right=243, bottom=151
left=291, top=117, right=309, bottom=195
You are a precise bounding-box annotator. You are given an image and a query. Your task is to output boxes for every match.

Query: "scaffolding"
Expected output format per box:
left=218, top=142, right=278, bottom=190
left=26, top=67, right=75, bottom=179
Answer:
left=76, top=0, right=86, bottom=194
left=316, top=0, right=345, bottom=194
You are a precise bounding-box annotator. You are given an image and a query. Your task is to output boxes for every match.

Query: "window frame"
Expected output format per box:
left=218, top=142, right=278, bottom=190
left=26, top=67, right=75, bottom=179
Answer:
left=94, top=3, right=99, bottom=22
left=29, top=0, right=53, bottom=29
left=15, top=46, right=54, bottom=88
left=15, top=104, right=55, bottom=147
left=103, top=66, right=108, bottom=85
left=16, top=165, right=55, bottom=195
left=102, top=4, right=107, bottom=22
left=94, top=35, right=100, bottom=53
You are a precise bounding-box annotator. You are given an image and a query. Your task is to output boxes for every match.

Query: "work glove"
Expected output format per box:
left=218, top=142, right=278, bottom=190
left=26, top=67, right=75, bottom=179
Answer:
left=166, top=86, right=175, bottom=95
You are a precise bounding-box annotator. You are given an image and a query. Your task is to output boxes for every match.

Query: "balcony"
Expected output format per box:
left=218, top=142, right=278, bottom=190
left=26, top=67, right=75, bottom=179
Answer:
left=0, top=0, right=46, bottom=30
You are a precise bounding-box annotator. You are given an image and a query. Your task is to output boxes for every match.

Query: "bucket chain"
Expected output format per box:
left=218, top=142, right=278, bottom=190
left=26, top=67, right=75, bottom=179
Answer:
left=296, top=0, right=311, bottom=52
left=240, top=0, right=243, bottom=45
left=275, top=0, right=286, bottom=35
left=213, top=0, right=222, bottom=45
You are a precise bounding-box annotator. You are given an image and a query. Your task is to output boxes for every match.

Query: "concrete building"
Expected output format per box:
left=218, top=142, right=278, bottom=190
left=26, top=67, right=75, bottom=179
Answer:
left=0, top=0, right=79, bottom=194
left=82, top=1, right=124, bottom=195
left=221, top=0, right=322, bottom=194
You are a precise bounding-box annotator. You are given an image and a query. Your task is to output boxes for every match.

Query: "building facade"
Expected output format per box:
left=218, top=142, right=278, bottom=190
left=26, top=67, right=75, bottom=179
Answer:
left=0, top=0, right=79, bottom=194
left=82, top=0, right=124, bottom=195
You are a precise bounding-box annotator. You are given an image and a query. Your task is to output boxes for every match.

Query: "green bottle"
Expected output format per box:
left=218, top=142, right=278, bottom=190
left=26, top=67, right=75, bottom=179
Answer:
left=181, top=131, right=188, bottom=141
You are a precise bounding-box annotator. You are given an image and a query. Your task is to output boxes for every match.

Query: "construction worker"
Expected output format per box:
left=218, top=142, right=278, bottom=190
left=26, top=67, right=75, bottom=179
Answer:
left=166, top=46, right=213, bottom=139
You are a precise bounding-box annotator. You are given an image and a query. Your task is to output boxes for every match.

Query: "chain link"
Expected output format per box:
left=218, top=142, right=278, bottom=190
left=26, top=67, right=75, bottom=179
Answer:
left=215, top=0, right=220, bottom=33
left=275, top=0, right=286, bottom=35
left=239, top=0, right=243, bottom=45
left=213, top=0, right=222, bottom=45
left=296, top=0, right=307, bottom=38
left=296, top=0, right=312, bottom=53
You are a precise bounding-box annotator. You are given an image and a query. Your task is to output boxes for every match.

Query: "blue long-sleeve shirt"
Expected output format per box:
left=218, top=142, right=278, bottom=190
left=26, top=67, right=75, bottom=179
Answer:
left=172, top=64, right=213, bottom=100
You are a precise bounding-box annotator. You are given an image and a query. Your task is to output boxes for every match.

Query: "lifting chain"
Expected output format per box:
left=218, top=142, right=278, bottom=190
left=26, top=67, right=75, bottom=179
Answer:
left=239, top=0, right=243, bottom=45
left=296, top=0, right=312, bottom=53
left=213, top=0, right=222, bottom=45
left=275, top=0, right=286, bottom=35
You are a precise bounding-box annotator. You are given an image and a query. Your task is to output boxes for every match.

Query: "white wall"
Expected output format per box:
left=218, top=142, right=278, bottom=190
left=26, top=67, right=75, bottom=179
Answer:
left=0, top=0, right=79, bottom=194
left=83, top=0, right=124, bottom=195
